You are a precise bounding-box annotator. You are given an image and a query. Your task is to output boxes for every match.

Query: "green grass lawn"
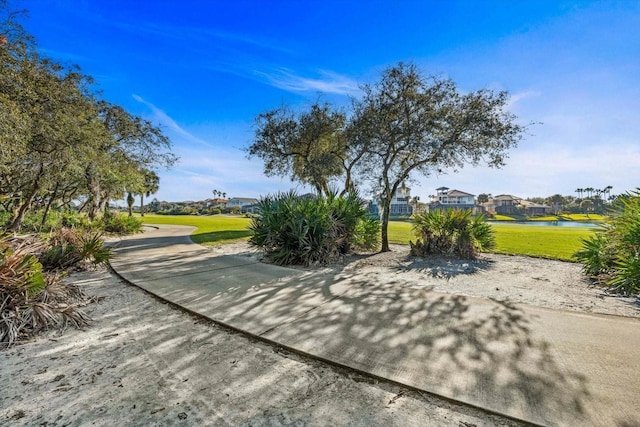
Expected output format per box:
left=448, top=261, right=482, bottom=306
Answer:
left=141, top=214, right=596, bottom=261
left=388, top=220, right=595, bottom=261
left=140, top=214, right=251, bottom=246
left=490, top=224, right=595, bottom=261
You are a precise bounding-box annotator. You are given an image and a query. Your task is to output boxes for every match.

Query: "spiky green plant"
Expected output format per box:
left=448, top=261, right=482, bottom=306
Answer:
left=575, top=189, right=640, bottom=294
left=40, top=228, right=112, bottom=270
left=410, top=209, right=495, bottom=259
left=249, top=190, right=378, bottom=266
left=1, top=234, right=91, bottom=346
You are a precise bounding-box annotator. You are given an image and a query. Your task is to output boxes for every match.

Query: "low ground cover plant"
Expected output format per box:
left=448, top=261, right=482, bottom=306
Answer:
left=410, top=209, right=495, bottom=259
left=574, top=189, right=640, bottom=294
left=249, top=191, right=379, bottom=266
left=0, top=208, right=121, bottom=346
left=0, top=231, right=106, bottom=346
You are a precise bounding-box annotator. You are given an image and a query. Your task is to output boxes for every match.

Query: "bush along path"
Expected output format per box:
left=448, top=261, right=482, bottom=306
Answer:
left=248, top=191, right=379, bottom=266
left=0, top=212, right=139, bottom=346
left=575, top=188, right=640, bottom=294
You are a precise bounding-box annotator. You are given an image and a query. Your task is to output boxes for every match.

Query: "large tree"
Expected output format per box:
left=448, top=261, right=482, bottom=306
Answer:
left=0, top=4, right=177, bottom=229
left=350, top=63, right=527, bottom=251
left=247, top=63, right=527, bottom=252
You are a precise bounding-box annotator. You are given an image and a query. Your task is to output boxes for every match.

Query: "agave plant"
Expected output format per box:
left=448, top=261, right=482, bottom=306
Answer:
left=410, top=209, right=495, bottom=259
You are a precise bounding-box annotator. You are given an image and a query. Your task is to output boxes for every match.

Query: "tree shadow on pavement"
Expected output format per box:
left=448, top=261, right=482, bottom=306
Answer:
left=213, top=267, right=592, bottom=426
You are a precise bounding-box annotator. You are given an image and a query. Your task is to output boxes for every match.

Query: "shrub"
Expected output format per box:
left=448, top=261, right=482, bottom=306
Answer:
left=352, top=216, right=381, bottom=251
left=410, top=209, right=495, bottom=259
left=249, top=191, right=378, bottom=266
left=1, top=234, right=90, bottom=346
left=100, top=212, right=142, bottom=234
left=40, top=228, right=112, bottom=270
left=60, top=211, right=92, bottom=229
left=575, top=189, right=640, bottom=294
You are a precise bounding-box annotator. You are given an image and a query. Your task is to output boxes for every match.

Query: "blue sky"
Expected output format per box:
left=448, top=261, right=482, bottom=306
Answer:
left=22, top=0, right=640, bottom=202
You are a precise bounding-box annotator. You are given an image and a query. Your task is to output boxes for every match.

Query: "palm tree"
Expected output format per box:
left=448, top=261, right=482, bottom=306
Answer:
left=140, top=170, right=160, bottom=217
left=575, top=188, right=584, bottom=199
left=603, top=185, right=613, bottom=203
left=585, top=187, right=594, bottom=199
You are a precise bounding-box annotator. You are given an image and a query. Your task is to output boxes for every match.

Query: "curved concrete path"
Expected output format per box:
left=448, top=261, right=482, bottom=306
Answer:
left=110, top=224, right=640, bottom=427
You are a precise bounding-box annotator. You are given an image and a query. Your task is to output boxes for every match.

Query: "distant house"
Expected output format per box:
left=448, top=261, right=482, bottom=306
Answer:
left=519, top=200, right=553, bottom=216
left=369, top=187, right=414, bottom=217
left=482, top=195, right=552, bottom=216
left=209, top=198, right=228, bottom=208
left=227, top=197, right=259, bottom=208
left=487, top=194, right=522, bottom=215
left=428, top=187, right=480, bottom=213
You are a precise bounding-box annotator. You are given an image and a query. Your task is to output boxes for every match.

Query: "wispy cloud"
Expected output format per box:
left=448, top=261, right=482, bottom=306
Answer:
left=113, top=21, right=293, bottom=55
left=132, top=94, right=213, bottom=147
left=254, top=68, right=361, bottom=96
left=506, top=90, right=540, bottom=110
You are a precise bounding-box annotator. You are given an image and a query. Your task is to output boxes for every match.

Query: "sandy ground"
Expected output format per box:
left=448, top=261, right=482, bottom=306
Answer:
left=216, top=241, right=640, bottom=318
left=2, top=242, right=638, bottom=426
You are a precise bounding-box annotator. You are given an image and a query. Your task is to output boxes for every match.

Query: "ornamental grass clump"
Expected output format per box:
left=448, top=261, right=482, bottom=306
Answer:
left=0, top=234, right=92, bottom=346
left=249, top=191, right=379, bottom=266
left=574, top=189, right=640, bottom=294
left=410, top=209, right=495, bottom=259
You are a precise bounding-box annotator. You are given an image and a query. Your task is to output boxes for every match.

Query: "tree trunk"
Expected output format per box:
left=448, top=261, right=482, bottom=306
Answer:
left=40, top=183, right=59, bottom=230
left=9, top=164, right=45, bottom=231
left=127, top=192, right=134, bottom=217
left=85, top=164, right=101, bottom=221
left=380, top=199, right=391, bottom=252
left=140, top=194, right=145, bottom=217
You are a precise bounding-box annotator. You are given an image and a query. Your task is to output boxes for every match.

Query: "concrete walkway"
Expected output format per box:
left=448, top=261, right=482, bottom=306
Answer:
left=110, top=225, right=640, bottom=427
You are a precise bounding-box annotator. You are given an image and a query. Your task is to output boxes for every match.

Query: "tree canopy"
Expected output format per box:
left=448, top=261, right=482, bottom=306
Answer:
left=249, top=63, right=528, bottom=251
left=0, top=4, right=177, bottom=230
left=249, top=103, right=347, bottom=195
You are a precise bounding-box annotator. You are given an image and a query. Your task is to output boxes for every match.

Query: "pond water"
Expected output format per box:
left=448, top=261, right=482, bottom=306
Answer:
left=488, top=221, right=602, bottom=228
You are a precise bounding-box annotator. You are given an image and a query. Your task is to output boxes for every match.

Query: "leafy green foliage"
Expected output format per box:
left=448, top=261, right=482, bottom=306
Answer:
left=249, top=103, right=347, bottom=196
left=388, top=220, right=593, bottom=261
left=100, top=212, right=143, bottom=234
left=352, top=216, right=381, bottom=251
left=249, top=191, right=378, bottom=266
left=575, top=189, right=640, bottom=294
left=410, top=209, right=495, bottom=259
left=0, top=7, right=176, bottom=231
left=40, top=228, right=112, bottom=270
